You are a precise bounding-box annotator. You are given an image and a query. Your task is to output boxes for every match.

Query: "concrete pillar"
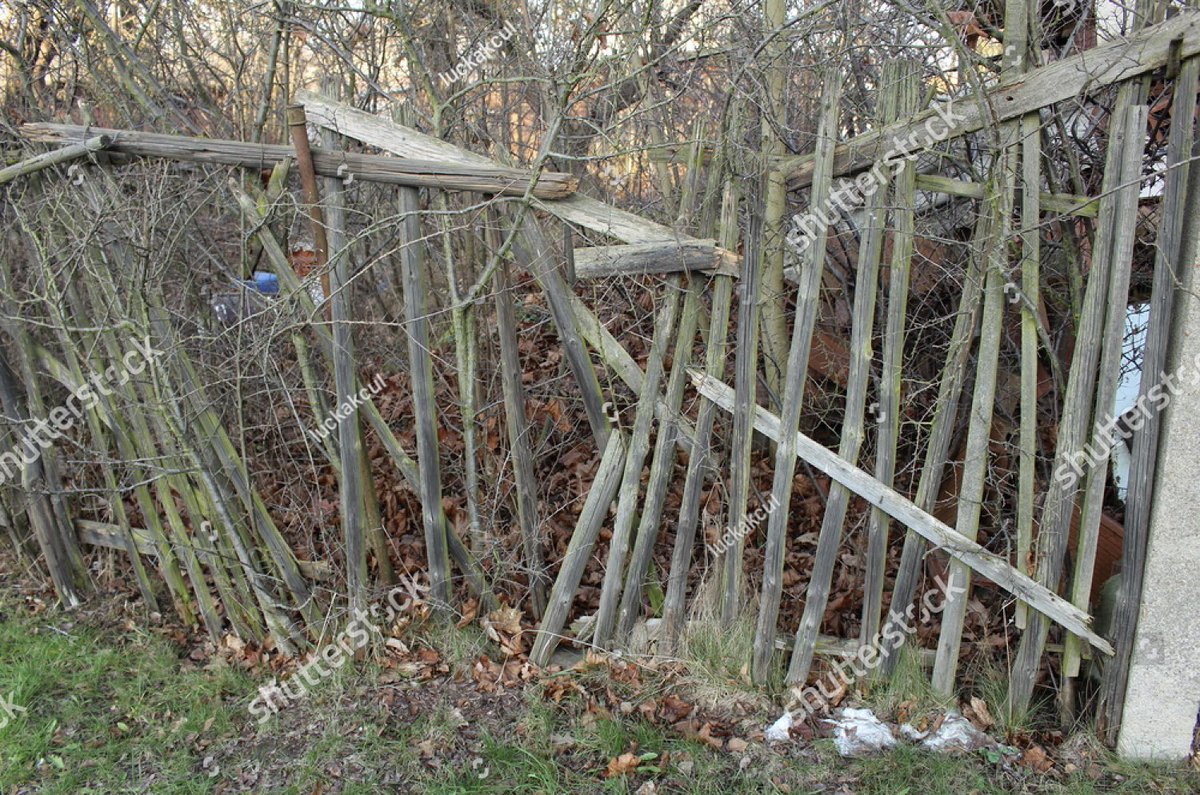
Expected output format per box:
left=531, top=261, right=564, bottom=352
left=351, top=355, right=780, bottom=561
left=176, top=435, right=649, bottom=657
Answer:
left=1116, top=243, right=1200, bottom=760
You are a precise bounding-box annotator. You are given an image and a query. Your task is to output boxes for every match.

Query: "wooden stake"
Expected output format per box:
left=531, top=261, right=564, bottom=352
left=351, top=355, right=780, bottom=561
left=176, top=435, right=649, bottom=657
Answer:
left=931, top=143, right=1015, bottom=694
left=397, top=186, right=453, bottom=611
left=530, top=431, right=627, bottom=666
left=662, top=181, right=738, bottom=652
left=863, top=61, right=921, bottom=650
left=751, top=70, right=842, bottom=680
left=593, top=278, right=682, bottom=647
left=787, top=87, right=888, bottom=686
left=616, top=280, right=702, bottom=639
left=1006, top=95, right=1146, bottom=716
left=1100, top=56, right=1200, bottom=743
left=492, top=220, right=547, bottom=617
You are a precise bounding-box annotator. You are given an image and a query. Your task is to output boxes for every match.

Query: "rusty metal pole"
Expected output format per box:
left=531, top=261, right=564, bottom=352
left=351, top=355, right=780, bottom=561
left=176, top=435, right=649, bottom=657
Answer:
left=286, top=104, right=332, bottom=308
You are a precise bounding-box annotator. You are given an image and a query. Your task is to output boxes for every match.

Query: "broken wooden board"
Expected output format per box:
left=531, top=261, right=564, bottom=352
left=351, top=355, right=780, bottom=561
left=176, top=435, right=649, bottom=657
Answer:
left=76, top=519, right=333, bottom=582
left=780, top=11, right=1200, bottom=187
left=295, top=91, right=740, bottom=272
left=0, top=134, right=111, bottom=185
left=22, top=122, right=578, bottom=199
left=690, top=370, right=1114, bottom=655
left=572, top=240, right=735, bottom=278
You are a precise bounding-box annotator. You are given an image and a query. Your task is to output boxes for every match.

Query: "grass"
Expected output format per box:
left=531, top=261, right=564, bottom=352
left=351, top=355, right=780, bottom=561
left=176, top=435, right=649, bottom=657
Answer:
left=0, top=593, right=252, bottom=794
left=1, top=586, right=1197, bottom=794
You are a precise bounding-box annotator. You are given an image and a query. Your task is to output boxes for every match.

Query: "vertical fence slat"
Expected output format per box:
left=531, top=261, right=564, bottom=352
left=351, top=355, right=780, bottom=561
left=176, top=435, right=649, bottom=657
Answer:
left=1100, top=56, right=1200, bottom=741
left=593, top=278, right=682, bottom=647
left=862, top=60, right=920, bottom=651
left=530, top=431, right=627, bottom=666
left=662, top=180, right=738, bottom=652
left=787, top=92, right=888, bottom=686
left=398, top=186, right=453, bottom=610
left=751, top=70, right=842, bottom=680
left=1007, top=91, right=1145, bottom=717
left=930, top=140, right=1015, bottom=694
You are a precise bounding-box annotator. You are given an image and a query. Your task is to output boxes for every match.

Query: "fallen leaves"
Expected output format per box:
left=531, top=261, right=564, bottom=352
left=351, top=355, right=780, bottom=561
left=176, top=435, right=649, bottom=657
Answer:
left=1021, top=743, right=1055, bottom=773
left=605, top=751, right=641, bottom=778
left=481, top=605, right=526, bottom=655
left=965, top=696, right=994, bottom=731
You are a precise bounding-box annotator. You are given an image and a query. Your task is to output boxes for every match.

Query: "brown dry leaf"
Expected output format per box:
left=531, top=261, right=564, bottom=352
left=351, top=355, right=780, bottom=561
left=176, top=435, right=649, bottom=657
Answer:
left=968, top=697, right=995, bottom=730
left=605, top=752, right=641, bottom=778
left=544, top=679, right=577, bottom=704
left=946, top=10, right=987, bottom=47
left=696, top=722, right=724, bottom=751
left=486, top=606, right=523, bottom=636
left=456, top=598, right=479, bottom=628
left=1022, top=744, right=1054, bottom=773
left=727, top=737, right=749, bottom=753
left=659, top=695, right=693, bottom=723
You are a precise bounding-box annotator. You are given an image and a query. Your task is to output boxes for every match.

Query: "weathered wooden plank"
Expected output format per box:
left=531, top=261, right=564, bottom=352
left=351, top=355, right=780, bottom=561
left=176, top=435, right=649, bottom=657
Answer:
left=592, top=279, right=682, bottom=647
left=661, top=182, right=738, bottom=652
left=931, top=140, right=1015, bottom=695
left=530, top=431, right=627, bottom=667
left=751, top=70, right=842, bottom=680
left=572, top=240, right=735, bottom=278
left=913, top=173, right=1098, bottom=217
left=1099, top=56, right=1200, bottom=742
left=298, top=92, right=496, bottom=165
left=863, top=60, right=921, bottom=651
left=1007, top=97, right=1146, bottom=715
left=76, top=519, right=333, bottom=582
left=786, top=112, right=888, bottom=685
left=615, top=282, right=701, bottom=639
left=691, top=370, right=1114, bottom=655
left=780, top=11, right=1200, bottom=187
left=1016, top=109, right=1042, bottom=631
left=879, top=209, right=989, bottom=678
left=494, top=238, right=547, bottom=617
left=1062, top=126, right=1141, bottom=678
left=398, top=186, right=453, bottom=610
left=295, top=91, right=739, bottom=268
left=22, top=122, right=577, bottom=199
left=721, top=197, right=764, bottom=626
left=0, top=135, right=110, bottom=185
left=315, top=105, right=371, bottom=616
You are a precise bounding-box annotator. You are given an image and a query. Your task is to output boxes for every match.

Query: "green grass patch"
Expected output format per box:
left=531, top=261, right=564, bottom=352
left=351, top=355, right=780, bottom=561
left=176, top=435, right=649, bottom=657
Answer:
left=0, top=596, right=252, bottom=794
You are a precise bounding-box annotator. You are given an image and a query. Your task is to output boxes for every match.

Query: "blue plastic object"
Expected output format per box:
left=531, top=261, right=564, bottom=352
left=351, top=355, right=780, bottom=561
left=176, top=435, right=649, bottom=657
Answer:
left=253, top=271, right=280, bottom=294
left=232, top=271, right=280, bottom=295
